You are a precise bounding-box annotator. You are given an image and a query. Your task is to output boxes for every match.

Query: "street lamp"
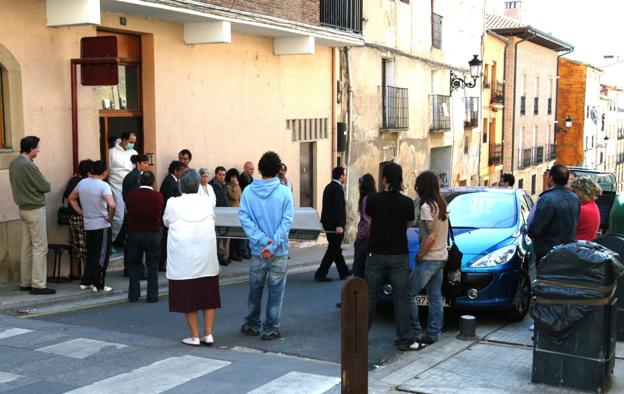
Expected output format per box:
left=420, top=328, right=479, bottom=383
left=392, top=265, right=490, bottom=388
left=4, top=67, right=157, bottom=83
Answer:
left=556, top=115, right=573, bottom=133
left=450, top=55, right=483, bottom=93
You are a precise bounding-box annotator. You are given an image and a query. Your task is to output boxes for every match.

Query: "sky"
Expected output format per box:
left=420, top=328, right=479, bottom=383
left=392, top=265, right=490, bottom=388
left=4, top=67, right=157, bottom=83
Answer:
left=486, top=0, right=624, bottom=66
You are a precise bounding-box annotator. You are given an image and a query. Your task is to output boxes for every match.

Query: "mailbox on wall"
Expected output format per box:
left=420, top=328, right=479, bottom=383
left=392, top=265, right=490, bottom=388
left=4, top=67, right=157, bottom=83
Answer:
left=214, top=207, right=323, bottom=241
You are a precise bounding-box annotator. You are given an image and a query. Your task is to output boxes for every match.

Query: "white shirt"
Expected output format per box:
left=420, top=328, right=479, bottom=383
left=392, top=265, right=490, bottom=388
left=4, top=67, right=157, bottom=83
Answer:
left=163, top=193, right=219, bottom=280
left=198, top=183, right=217, bottom=208
left=108, top=143, right=137, bottom=188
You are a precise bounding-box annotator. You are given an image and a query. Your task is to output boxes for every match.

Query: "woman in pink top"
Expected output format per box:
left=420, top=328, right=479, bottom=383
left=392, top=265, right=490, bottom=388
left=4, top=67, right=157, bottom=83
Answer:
left=570, top=177, right=602, bottom=241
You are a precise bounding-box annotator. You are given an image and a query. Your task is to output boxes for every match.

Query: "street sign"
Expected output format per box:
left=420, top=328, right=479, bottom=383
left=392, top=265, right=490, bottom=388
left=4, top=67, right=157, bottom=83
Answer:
left=80, top=36, right=118, bottom=86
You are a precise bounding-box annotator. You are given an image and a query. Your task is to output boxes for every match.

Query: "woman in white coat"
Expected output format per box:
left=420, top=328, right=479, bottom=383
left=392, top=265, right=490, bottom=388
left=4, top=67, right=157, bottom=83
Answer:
left=164, top=169, right=220, bottom=346
left=198, top=168, right=217, bottom=207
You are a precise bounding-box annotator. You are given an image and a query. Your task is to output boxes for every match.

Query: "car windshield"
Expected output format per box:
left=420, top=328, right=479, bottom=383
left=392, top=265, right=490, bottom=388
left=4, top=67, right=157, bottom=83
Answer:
left=445, top=192, right=517, bottom=229
left=572, top=172, right=616, bottom=193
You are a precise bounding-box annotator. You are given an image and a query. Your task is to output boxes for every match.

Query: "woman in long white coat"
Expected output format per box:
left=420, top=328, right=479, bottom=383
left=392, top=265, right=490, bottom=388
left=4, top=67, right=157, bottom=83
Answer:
left=108, top=131, right=137, bottom=243
left=164, top=169, right=220, bottom=347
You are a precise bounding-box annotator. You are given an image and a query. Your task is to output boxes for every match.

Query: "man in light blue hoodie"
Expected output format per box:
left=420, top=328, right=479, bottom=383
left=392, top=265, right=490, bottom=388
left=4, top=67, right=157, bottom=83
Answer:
left=239, top=151, right=294, bottom=340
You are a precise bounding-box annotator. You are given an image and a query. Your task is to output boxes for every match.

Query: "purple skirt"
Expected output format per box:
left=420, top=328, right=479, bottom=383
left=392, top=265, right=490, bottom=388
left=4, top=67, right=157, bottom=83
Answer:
left=168, top=275, right=221, bottom=313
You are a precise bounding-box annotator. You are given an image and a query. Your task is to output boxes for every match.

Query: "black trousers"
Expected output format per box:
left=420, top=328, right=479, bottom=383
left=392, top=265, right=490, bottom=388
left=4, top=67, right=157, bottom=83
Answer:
left=159, top=227, right=168, bottom=271
left=127, top=230, right=161, bottom=302
left=82, top=227, right=112, bottom=290
left=315, top=232, right=349, bottom=278
left=352, top=238, right=370, bottom=279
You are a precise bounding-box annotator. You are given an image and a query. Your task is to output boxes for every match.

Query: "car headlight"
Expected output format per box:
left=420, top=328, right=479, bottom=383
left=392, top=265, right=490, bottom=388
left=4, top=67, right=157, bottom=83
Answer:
left=469, top=245, right=517, bottom=268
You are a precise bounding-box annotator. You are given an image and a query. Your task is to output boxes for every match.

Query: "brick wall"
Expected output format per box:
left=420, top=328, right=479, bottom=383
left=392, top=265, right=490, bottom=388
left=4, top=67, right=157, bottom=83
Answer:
left=197, top=0, right=320, bottom=25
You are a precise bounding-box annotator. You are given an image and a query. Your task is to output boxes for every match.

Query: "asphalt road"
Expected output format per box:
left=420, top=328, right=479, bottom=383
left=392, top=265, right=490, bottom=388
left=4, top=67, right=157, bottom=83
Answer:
left=33, top=269, right=405, bottom=368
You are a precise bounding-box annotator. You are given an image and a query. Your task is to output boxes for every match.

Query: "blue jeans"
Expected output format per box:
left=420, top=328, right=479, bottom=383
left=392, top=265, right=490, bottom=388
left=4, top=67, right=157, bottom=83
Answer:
left=408, top=260, right=445, bottom=341
left=245, top=255, right=288, bottom=333
left=365, top=253, right=411, bottom=347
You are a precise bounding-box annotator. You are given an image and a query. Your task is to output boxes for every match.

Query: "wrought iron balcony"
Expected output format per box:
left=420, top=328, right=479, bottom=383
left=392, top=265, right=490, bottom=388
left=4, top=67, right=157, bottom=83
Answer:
left=533, top=145, right=544, bottom=165
left=519, top=147, right=532, bottom=169
left=488, top=143, right=503, bottom=166
left=382, top=86, right=409, bottom=129
left=547, top=144, right=556, bottom=160
left=430, top=95, right=451, bottom=132
left=490, top=82, right=504, bottom=105
left=320, top=0, right=363, bottom=33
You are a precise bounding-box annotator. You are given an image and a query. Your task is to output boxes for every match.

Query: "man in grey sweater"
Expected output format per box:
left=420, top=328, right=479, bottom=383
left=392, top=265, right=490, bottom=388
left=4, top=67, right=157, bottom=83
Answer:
left=9, top=136, right=55, bottom=294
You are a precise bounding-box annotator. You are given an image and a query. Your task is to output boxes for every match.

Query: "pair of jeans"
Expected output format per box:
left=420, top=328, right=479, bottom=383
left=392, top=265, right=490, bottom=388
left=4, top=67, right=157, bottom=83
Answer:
left=408, top=260, right=445, bottom=341
left=19, top=207, right=48, bottom=289
left=366, top=253, right=411, bottom=347
left=127, top=230, right=161, bottom=302
left=245, top=255, right=288, bottom=333
left=315, top=232, right=349, bottom=278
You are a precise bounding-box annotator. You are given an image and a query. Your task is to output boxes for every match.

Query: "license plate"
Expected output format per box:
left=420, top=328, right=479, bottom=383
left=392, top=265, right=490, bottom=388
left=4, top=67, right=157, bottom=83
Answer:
left=414, top=295, right=450, bottom=307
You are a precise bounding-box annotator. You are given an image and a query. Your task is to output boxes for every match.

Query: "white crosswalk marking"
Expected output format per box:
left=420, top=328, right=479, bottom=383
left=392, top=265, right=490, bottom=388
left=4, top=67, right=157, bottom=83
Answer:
left=0, top=371, right=21, bottom=384
left=65, top=355, right=229, bottom=394
left=0, top=328, right=34, bottom=340
left=36, top=338, right=127, bottom=359
left=246, top=371, right=340, bottom=394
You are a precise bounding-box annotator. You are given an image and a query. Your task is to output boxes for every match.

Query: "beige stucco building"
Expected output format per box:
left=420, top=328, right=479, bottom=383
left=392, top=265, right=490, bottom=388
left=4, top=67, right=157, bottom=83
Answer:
left=0, top=0, right=364, bottom=283
left=341, top=0, right=485, bottom=237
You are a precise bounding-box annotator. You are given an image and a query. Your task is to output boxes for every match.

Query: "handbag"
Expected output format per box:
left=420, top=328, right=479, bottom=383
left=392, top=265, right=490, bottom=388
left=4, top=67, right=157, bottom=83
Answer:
left=442, top=218, right=463, bottom=300
left=57, top=198, right=71, bottom=225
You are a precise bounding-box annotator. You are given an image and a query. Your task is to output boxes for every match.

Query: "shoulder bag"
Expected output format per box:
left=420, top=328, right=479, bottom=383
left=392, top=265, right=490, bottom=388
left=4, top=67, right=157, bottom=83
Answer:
left=442, top=217, right=463, bottom=300
left=57, top=197, right=71, bottom=225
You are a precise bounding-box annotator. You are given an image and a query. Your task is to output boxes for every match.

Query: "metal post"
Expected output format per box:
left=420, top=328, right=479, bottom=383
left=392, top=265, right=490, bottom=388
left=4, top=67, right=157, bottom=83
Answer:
left=70, top=60, right=78, bottom=173
left=341, top=277, right=368, bottom=393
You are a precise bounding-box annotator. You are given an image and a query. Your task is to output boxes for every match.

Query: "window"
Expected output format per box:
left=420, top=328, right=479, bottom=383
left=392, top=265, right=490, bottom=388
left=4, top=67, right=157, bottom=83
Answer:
left=431, top=95, right=451, bottom=131
left=431, top=13, right=442, bottom=49
left=483, top=65, right=490, bottom=88
left=464, top=97, right=478, bottom=128
left=547, top=97, right=552, bottom=115
left=520, top=96, right=526, bottom=115
left=534, top=96, right=539, bottom=115
left=483, top=117, right=488, bottom=143
left=531, top=174, right=536, bottom=195
left=0, top=66, right=6, bottom=149
left=382, top=59, right=408, bottom=129
left=518, top=178, right=524, bottom=190
left=464, top=135, right=470, bottom=154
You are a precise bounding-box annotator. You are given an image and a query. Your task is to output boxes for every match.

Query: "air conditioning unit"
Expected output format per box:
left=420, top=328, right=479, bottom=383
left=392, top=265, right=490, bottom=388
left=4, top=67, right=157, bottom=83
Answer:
left=214, top=207, right=323, bottom=241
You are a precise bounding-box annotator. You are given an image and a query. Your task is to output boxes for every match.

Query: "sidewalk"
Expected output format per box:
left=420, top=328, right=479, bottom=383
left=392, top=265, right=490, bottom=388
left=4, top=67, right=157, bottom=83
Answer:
left=0, top=242, right=352, bottom=317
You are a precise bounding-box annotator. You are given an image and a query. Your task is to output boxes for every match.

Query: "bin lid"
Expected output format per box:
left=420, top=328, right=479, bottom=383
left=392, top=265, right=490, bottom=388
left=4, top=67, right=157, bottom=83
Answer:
left=214, top=207, right=323, bottom=241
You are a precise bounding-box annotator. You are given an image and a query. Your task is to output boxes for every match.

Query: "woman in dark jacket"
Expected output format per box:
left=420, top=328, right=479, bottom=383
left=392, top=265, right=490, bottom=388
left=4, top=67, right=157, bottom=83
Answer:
left=225, top=168, right=242, bottom=261
left=352, top=174, right=376, bottom=278
left=122, top=154, right=149, bottom=203
left=63, top=159, right=93, bottom=279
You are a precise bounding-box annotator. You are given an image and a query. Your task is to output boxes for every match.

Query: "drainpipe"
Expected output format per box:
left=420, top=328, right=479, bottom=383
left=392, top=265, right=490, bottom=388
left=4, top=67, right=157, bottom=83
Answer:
left=554, top=46, right=575, bottom=163
left=344, top=46, right=353, bottom=205
left=510, top=31, right=537, bottom=175
left=331, top=47, right=338, bottom=166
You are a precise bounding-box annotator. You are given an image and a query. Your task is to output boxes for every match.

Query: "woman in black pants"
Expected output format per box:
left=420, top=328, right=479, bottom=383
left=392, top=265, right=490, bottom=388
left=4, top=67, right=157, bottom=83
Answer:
left=352, top=174, right=376, bottom=278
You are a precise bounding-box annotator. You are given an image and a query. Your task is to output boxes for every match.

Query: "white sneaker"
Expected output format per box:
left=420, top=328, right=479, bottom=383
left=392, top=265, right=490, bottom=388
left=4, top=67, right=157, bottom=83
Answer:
left=201, top=335, right=214, bottom=346
left=182, top=337, right=200, bottom=347
left=92, top=286, right=112, bottom=293
left=79, top=285, right=93, bottom=290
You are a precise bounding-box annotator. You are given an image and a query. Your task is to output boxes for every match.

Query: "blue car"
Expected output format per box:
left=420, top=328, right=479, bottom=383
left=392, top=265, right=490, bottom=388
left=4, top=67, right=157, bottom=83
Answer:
left=381, top=187, right=535, bottom=322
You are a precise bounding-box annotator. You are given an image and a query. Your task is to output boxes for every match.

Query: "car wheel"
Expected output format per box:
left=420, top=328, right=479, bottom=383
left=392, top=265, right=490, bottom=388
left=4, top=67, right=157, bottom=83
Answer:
left=505, top=269, right=530, bottom=322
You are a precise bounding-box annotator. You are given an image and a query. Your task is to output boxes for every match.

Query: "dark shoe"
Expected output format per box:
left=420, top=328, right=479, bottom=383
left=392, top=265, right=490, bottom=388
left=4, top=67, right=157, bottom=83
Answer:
left=128, top=298, right=139, bottom=303
left=230, top=256, right=242, bottom=262
left=314, top=276, right=332, bottom=282
left=19, top=286, right=32, bottom=291
left=241, top=323, right=260, bottom=336
left=397, top=342, right=427, bottom=351
left=30, top=287, right=56, bottom=295
left=242, top=254, right=251, bottom=260
left=219, top=260, right=230, bottom=266
left=262, top=331, right=281, bottom=340
left=339, top=270, right=353, bottom=280
left=420, top=335, right=438, bottom=345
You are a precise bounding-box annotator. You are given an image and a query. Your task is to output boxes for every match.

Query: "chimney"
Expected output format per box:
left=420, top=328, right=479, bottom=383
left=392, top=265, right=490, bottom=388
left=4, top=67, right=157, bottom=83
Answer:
left=504, top=1, right=523, bottom=21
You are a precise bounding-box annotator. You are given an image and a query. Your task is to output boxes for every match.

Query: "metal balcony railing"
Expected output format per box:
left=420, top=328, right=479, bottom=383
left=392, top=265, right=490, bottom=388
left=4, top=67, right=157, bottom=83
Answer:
left=320, top=0, right=363, bottom=33
left=382, top=86, right=409, bottom=129
left=519, top=147, right=532, bottom=169
left=547, top=144, right=556, bottom=160
left=488, top=143, right=503, bottom=166
left=491, top=82, right=504, bottom=105
left=533, top=145, right=544, bottom=165
left=430, top=94, right=451, bottom=132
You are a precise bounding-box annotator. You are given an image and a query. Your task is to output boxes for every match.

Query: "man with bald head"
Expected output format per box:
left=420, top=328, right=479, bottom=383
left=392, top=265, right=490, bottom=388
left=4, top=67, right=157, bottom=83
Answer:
left=238, top=161, right=255, bottom=260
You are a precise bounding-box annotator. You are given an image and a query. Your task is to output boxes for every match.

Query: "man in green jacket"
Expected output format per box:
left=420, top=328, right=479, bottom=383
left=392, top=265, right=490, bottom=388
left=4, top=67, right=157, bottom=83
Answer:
left=9, top=136, right=55, bottom=294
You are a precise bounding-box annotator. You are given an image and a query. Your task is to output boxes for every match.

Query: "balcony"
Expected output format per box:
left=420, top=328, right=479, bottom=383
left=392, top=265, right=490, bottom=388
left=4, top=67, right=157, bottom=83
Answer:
left=490, top=82, right=504, bottom=106
left=520, top=96, right=526, bottom=115
left=518, top=147, right=532, bottom=169
left=430, top=95, right=451, bottom=132
left=382, top=86, right=409, bottom=130
left=618, top=128, right=624, bottom=140
left=320, top=0, right=363, bottom=33
left=488, top=143, right=503, bottom=166
left=464, top=97, right=478, bottom=128
left=533, top=145, right=544, bottom=165
left=533, top=97, right=539, bottom=115
left=547, top=144, right=556, bottom=160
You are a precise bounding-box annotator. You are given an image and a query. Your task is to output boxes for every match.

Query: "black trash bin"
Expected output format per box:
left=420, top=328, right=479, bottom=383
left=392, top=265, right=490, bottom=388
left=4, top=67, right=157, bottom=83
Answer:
left=596, top=234, right=624, bottom=341
left=530, top=241, right=624, bottom=393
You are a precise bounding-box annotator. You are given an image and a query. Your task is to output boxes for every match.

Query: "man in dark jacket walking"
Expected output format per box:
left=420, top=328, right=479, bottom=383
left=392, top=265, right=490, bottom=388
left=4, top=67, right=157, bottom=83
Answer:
left=210, top=166, right=231, bottom=265
left=314, top=166, right=352, bottom=282
left=528, top=164, right=580, bottom=266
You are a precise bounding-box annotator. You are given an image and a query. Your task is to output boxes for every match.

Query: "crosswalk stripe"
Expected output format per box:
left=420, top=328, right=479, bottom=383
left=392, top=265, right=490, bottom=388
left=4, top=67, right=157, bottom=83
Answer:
left=0, top=371, right=21, bottom=384
left=0, top=328, right=34, bottom=340
left=65, top=355, right=230, bottom=394
left=36, top=338, right=127, bottom=359
left=246, top=371, right=340, bottom=394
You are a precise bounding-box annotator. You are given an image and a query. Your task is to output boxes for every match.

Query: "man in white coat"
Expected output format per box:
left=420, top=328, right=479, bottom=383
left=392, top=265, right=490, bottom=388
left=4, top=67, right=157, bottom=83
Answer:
left=108, top=131, right=137, bottom=246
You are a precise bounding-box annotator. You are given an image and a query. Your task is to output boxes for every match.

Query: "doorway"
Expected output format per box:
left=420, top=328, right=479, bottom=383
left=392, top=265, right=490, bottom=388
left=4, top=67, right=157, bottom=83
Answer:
left=300, top=142, right=315, bottom=207
left=97, top=31, right=143, bottom=163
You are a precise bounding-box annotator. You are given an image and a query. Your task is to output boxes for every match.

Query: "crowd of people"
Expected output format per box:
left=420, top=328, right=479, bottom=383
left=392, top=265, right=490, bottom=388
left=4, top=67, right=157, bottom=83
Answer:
left=8, top=133, right=606, bottom=350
